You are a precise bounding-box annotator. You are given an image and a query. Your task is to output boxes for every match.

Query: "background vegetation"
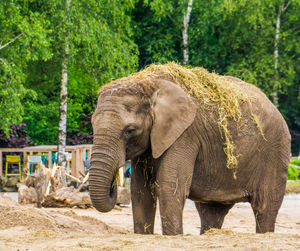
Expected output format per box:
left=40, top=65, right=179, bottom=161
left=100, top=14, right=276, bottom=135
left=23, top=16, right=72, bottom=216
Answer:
left=0, top=0, right=299, bottom=156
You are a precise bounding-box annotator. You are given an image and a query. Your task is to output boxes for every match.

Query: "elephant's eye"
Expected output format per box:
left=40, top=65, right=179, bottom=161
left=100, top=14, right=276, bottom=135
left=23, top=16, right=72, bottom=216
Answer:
left=124, top=126, right=136, bottom=138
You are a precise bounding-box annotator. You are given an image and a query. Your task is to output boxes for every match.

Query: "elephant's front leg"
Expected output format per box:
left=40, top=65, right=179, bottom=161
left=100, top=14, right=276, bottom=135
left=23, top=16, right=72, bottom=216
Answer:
left=131, top=155, right=157, bottom=234
left=156, top=146, right=196, bottom=235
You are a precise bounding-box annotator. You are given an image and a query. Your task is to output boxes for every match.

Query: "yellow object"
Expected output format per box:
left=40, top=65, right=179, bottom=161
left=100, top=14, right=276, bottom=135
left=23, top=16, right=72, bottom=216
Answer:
left=67, top=158, right=71, bottom=174
left=5, top=155, right=22, bottom=182
left=67, top=153, right=72, bottom=174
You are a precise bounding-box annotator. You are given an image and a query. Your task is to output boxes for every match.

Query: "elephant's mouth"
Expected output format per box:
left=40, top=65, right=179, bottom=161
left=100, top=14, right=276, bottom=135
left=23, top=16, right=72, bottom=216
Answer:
left=126, top=145, right=148, bottom=160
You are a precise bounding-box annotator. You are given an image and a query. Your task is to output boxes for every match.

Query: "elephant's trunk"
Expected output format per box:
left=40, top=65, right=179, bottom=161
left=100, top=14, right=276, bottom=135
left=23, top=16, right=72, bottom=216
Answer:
left=89, top=134, right=124, bottom=212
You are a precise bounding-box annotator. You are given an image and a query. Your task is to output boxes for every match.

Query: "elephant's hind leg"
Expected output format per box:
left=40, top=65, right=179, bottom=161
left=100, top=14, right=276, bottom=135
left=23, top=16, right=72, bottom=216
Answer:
left=250, top=189, right=285, bottom=233
left=249, top=152, right=287, bottom=233
left=195, top=202, right=234, bottom=234
left=251, top=206, right=277, bottom=233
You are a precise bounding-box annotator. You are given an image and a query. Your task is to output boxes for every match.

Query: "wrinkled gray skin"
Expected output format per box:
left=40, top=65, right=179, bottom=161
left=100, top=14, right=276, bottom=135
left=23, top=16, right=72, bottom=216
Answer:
left=89, top=77, right=291, bottom=235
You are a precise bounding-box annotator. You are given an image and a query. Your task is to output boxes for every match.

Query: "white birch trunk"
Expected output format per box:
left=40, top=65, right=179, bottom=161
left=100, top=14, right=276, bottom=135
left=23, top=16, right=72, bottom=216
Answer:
left=273, top=0, right=289, bottom=106
left=57, top=0, right=70, bottom=169
left=57, top=41, right=69, bottom=169
left=182, top=0, right=193, bottom=65
left=0, top=33, right=22, bottom=51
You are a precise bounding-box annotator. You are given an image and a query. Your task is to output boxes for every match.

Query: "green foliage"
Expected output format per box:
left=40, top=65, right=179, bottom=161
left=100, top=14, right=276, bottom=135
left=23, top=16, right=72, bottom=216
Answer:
left=288, top=166, right=299, bottom=180
left=132, top=0, right=300, bottom=154
left=0, top=0, right=52, bottom=134
left=0, top=0, right=299, bottom=154
left=288, top=158, right=300, bottom=180
left=0, top=0, right=139, bottom=145
left=290, top=158, right=300, bottom=167
left=133, top=0, right=183, bottom=67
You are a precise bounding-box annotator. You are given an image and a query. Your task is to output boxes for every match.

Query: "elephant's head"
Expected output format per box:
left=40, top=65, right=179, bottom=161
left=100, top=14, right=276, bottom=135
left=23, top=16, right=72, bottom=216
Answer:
left=89, top=78, right=197, bottom=212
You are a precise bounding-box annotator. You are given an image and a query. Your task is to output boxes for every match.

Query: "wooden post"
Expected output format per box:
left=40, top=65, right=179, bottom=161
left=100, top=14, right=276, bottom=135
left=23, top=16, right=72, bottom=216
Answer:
left=86, top=148, right=90, bottom=159
left=119, top=167, right=124, bottom=187
left=83, top=148, right=86, bottom=161
left=75, top=148, right=82, bottom=177
left=71, top=150, right=76, bottom=177
left=23, top=151, right=27, bottom=167
left=0, top=150, right=2, bottom=176
left=48, top=151, right=52, bottom=168
left=79, top=148, right=84, bottom=175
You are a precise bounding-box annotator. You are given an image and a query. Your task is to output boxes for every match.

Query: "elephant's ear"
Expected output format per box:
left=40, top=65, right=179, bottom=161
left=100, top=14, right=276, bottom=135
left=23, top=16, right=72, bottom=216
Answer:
left=150, top=80, right=197, bottom=159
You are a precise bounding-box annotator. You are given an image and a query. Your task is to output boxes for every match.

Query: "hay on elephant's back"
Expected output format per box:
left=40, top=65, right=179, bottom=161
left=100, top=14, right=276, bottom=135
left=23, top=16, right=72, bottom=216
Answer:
left=102, top=62, right=261, bottom=177
left=132, top=63, right=254, bottom=176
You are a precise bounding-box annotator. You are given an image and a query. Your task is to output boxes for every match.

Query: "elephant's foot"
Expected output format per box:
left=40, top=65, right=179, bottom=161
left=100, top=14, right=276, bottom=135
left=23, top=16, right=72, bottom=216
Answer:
left=252, top=207, right=278, bottom=233
left=195, top=202, right=234, bottom=234
left=159, top=214, right=183, bottom=235
left=133, top=222, right=155, bottom=234
left=250, top=186, right=285, bottom=233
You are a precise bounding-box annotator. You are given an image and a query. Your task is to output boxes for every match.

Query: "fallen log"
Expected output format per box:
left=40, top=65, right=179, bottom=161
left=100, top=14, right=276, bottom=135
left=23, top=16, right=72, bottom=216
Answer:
left=45, top=163, right=58, bottom=196
left=66, top=173, right=81, bottom=183
left=18, top=165, right=92, bottom=208
left=42, top=187, right=92, bottom=208
left=77, top=172, right=89, bottom=192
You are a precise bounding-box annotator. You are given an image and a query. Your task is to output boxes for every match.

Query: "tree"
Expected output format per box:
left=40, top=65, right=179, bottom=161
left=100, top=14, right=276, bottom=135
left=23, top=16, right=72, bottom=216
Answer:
left=22, top=0, right=139, bottom=148
left=182, top=0, right=193, bottom=65
left=0, top=1, right=52, bottom=134
left=132, top=0, right=300, bottom=154
left=273, top=0, right=290, bottom=106
left=57, top=0, right=71, bottom=168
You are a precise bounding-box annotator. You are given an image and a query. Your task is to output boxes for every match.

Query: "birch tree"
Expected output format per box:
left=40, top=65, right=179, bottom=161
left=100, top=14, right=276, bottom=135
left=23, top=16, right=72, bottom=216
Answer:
left=57, top=0, right=70, bottom=168
left=182, top=0, right=193, bottom=65
left=273, top=0, right=290, bottom=106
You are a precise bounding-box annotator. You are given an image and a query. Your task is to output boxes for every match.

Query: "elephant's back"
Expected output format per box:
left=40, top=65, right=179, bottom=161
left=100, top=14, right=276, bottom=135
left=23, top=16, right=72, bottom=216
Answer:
left=189, top=76, right=290, bottom=203
left=225, top=76, right=291, bottom=177
left=226, top=76, right=290, bottom=141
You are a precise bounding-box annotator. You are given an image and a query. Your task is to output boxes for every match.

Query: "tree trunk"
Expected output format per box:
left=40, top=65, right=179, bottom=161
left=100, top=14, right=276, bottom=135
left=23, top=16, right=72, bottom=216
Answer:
left=57, top=0, right=70, bottom=169
left=182, top=0, right=193, bottom=65
left=273, top=0, right=290, bottom=106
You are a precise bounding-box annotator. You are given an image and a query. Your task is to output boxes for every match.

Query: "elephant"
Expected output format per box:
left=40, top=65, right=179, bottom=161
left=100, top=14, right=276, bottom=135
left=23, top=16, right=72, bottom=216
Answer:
left=89, top=63, right=291, bottom=235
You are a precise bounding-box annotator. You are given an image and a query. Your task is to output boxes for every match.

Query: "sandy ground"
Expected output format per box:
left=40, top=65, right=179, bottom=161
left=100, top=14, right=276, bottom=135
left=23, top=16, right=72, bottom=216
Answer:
left=0, top=194, right=299, bottom=250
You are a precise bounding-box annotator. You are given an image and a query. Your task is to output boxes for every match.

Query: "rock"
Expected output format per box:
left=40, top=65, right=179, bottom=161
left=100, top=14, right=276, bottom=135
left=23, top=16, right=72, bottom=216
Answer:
left=117, top=186, right=131, bottom=205
left=3, top=177, right=18, bottom=192
left=18, top=184, right=38, bottom=204
left=0, top=176, right=5, bottom=191
left=3, top=187, right=18, bottom=192
left=5, top=177, right=18, bottom=187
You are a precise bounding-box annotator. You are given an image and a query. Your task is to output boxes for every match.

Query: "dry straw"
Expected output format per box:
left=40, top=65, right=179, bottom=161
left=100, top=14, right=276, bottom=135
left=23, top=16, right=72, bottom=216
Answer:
left=130, top=62, right=257, bottom=177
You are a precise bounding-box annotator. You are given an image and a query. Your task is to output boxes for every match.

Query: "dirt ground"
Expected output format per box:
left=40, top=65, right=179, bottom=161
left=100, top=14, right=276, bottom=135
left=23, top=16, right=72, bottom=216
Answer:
left=0, top=195, right=299, bottom=251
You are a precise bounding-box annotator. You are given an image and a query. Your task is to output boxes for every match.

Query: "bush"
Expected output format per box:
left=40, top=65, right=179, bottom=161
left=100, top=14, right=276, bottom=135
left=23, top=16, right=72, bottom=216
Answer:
left=0, top=123, right=34, bottom=148
left=288, top=158, right=300, bottom=180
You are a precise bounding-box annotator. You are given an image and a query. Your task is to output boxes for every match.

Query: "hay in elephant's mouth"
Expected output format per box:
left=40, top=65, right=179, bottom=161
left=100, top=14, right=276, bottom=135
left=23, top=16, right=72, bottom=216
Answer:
left=130, top=62, right=261, bottom=177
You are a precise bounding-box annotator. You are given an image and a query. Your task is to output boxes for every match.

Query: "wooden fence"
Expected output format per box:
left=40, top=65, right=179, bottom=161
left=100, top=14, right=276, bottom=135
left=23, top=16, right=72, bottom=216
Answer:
left=0, top=144, right=92, bottom=178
